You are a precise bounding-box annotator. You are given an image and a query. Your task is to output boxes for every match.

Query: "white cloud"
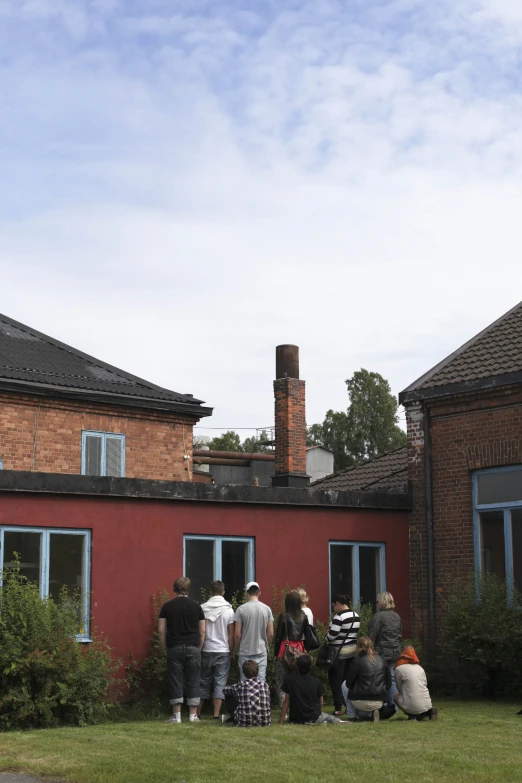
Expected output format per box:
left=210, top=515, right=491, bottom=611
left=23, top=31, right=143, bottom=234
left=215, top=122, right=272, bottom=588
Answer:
left=1, top=0, right=522, bottom=433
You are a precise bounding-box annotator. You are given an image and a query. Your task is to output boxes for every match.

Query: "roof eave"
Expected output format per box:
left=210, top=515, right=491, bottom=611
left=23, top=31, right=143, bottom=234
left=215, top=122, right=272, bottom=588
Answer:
left=0, top=378, right=213, bottom=419
left=399, top=370, right=522, bottom=405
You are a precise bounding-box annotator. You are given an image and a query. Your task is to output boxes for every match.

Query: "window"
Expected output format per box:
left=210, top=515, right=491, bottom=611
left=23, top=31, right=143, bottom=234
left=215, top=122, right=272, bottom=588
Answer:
left=183, top=535, right=254, bottom=602
left=0, top=527, right=91, bottom=639
left=329, top=541, right=386, bottom=610
left=473, top=466, right=522, bottom=596
left=81, top=431, right=125, bottom=477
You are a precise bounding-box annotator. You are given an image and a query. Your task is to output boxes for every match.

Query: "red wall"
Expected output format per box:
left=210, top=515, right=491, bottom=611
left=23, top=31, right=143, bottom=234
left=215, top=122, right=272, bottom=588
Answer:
left=0, top=493, right=410, bottom=664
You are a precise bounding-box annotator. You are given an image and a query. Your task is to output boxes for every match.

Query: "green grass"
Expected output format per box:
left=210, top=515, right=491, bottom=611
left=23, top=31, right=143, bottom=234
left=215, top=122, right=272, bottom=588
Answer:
left=1, top=701, right=521, bottom=783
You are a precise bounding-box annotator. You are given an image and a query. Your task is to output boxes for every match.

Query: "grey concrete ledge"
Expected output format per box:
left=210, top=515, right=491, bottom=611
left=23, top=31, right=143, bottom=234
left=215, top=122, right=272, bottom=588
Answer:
left=0, top=471, right=412, bottom=511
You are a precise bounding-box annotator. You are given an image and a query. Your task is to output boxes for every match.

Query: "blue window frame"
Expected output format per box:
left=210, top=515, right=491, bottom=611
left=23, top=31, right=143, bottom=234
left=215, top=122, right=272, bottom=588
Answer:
left=329, top=541, right=386, bottom=610
left=183, top=535, right=255, bottom=602
left=473, top=466, right=522, bottom=599
left=81, top=431, right=125, bottom=477
left=0, top=526, right=92, bottom=641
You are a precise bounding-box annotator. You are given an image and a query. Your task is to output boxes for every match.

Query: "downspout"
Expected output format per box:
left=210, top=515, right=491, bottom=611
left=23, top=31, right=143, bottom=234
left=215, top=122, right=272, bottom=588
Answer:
left=423, top=402, right=436, bottom=659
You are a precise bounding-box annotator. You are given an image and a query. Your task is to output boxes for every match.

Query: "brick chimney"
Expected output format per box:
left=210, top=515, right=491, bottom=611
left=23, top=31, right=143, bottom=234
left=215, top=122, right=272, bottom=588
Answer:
left=272, top=345, right=309, bottom=488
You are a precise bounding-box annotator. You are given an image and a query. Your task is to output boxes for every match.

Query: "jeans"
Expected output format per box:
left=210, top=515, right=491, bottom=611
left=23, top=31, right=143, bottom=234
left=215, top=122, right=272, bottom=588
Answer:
left=341, top=682, right=384, bottom=719
left=275, top=658, right=287, bottom=707
left=199, top=651, right=230, bottom=700
left=238, top=652, right=267, bottom=681
left=167, top=645, right=201, bottom=707
left=328, top=655, right=353, bottom=711
left=386, top=661, right=398, bottom=713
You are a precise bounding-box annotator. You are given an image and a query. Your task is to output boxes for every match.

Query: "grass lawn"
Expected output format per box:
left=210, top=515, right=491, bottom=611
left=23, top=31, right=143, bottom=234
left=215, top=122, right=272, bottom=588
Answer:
left=1, top=700, right=521, bottom=783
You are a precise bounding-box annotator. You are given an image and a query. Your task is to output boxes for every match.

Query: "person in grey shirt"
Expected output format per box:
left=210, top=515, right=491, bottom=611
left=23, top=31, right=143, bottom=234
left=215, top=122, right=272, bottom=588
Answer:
left=234, top=581, right=274, bottom=681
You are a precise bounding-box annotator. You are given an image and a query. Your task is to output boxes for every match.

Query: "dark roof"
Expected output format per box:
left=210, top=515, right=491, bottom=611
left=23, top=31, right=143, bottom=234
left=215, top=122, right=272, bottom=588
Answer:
left=0, top=313, right=212, bottom=418
left=400, top=301, right=522, bottom=404
left=310, top=446, right=407, bottom=493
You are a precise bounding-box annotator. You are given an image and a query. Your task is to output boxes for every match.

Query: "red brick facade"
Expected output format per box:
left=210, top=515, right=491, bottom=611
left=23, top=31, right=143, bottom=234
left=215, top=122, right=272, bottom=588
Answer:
left=273, top=377, right=307, bottom=477
left=0, top=391, right=200, bottom=481
left=406, top=384, right=522, bottom=644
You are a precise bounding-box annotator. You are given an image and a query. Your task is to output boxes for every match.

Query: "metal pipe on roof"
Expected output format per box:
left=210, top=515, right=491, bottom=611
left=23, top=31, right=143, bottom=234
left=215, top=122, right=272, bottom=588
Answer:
left=193, top=457, right=251, bottom=467
left=193, top=449, right=274, bottom=462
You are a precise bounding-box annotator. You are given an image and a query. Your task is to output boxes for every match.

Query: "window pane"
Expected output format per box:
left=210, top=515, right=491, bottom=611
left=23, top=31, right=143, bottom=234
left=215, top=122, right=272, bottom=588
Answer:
left=359, top=546, right=381, bottom=610
left=84, top=435, right=102, bottom=476
left=480, top=510, right=506, bottom=580
left=330, top=544, right=353, bottom=607
left=185, top=538, right=215, bottom=602
left=477, top=468, right=522, bottom=505
left=106, top=437, right=124, bottom=477
left=49, top=534, right=84, bottom=604
left=511, top=509, right=522, bottom=595
left=3, top=531, right=41, bottom=584
left=221, top=540, right=249, bottom=602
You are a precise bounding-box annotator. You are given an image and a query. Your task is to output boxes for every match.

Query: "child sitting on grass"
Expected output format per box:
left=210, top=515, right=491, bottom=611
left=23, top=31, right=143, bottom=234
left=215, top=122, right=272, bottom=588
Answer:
left=279, top=655, right=347, bottom=725
left=222, top=660, right=271, bottom=727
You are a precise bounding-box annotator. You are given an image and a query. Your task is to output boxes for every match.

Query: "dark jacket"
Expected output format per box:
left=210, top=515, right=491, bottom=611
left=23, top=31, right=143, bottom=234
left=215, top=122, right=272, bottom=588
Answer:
left=273, top=612, right=308, bottom=657
left=345, top=653, right=390, bottom=701
left=368, top=609, right=402, bottom=663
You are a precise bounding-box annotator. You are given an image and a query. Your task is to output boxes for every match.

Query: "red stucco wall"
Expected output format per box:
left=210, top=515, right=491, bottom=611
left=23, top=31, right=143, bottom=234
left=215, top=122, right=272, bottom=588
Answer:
left=0, top=492, right=410, bottom=664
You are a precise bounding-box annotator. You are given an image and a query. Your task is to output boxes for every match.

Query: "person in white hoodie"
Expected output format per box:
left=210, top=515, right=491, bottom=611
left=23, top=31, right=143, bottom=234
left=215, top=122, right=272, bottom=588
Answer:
left=197, top=581, right=235, bottom=720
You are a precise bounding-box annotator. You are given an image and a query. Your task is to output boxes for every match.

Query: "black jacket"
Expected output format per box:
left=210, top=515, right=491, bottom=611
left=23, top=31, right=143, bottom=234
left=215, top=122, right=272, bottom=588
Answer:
left=273, top=612, right=308, bottom=656
left=345, top=653, right=390, bottom=701
left=368, top=609, right=402, bottom=663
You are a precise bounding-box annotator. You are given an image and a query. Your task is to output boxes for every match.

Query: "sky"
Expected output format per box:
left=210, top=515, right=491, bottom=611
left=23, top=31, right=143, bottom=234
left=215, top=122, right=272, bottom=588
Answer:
left=2, top=0, right=522, bottom=437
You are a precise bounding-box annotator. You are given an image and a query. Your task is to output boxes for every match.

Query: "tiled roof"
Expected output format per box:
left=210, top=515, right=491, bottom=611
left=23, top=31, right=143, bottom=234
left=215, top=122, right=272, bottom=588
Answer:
left=311, top=446, right=407, bottom=493
left=401, top=301, right=522, bottom=401
left=0, top=313, right=212, bottom=417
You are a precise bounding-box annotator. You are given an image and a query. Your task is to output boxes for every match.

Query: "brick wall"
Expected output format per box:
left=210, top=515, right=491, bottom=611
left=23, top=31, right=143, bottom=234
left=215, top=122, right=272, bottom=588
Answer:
left=0, top=391, right=199, bottom=481
left=273, top=377, right=307, bottom=476
left=406, top=384, right=522, bottom=644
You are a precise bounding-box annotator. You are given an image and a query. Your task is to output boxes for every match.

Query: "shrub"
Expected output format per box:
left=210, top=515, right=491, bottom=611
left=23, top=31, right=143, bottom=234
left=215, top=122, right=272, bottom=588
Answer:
left=434, top=575, right=522, bottom=698
left=0, top=563, right=119, bottom=730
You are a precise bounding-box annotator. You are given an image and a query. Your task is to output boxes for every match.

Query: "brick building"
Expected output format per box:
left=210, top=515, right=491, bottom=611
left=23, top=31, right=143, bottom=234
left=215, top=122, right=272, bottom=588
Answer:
left=400, top=301, right=522, bottom=652
left=0, top=313, right=212, bottom=480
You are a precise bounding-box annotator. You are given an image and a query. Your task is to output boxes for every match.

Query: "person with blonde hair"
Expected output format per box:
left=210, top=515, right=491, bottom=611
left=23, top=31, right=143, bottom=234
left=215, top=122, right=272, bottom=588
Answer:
left=341, top=636, right=392, bottom=722
left=295, top=587, right=314, bottom=626
left=368, top=591, right=402, bottom=711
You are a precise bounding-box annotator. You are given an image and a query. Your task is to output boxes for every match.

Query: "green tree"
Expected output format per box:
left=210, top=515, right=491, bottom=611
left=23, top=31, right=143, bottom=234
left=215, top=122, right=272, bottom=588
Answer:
left=242, top=429, right=273, bottom=454
left=307, top=369, right=406, bottom=471
left=345, top=369, right=406, bottom=461
left=207, top=431, right=243, bottom=452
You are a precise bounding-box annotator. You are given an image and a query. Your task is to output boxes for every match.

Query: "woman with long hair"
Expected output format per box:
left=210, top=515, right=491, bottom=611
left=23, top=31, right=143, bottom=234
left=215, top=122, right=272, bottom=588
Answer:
left=341, top=636, right=391, bottom=722
left=273, top=590, right=308, bottom=707
left=325, top=594, right=360, bottom=716
left=295, top=587, right=313, bottom=626
left=368, top=591, right=402, bottom=711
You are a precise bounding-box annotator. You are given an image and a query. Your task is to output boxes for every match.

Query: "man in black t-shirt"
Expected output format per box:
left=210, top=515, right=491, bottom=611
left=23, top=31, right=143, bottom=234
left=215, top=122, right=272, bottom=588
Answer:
left=279, top=655, right=346, bottom=725
left=158, top=577, right=205, bottom=724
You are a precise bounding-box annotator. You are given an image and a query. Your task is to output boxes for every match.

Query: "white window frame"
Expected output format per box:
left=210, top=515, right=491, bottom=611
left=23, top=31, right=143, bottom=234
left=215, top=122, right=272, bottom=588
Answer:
left=473, top=466, right=522, bottom=601
left=183, top=534, right=255, bottom=585
left=81, top=431, right=126, bottom=477
left=0, top=526, right=92, bottom=641
left=328, top=541, right=386, bottom=608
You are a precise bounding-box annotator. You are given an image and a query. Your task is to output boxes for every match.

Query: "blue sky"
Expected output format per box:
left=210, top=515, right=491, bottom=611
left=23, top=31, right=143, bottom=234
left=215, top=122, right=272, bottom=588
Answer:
left=2, top=0, right=522, bottom=434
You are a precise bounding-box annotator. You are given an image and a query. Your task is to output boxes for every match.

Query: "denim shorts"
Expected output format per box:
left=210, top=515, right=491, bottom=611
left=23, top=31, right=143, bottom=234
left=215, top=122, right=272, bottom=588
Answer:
left=167, top=645, right=201, bottom=707
left=199, top=651, right=230, bottom=700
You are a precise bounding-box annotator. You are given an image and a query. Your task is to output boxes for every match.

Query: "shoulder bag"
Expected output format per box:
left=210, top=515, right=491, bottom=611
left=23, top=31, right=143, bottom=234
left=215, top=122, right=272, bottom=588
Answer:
left=282, top=614, right=306, bottom=671
left=316, top=614, right=357, bottom=670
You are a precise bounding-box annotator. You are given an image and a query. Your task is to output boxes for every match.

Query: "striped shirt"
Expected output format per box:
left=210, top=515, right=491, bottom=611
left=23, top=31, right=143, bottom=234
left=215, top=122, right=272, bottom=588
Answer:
left=325, top=610, right=360, bottom=646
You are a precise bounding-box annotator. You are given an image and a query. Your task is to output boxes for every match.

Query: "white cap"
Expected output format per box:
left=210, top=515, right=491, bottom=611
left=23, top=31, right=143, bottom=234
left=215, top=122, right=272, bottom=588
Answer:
left=246, top=581, right=260, bottom=591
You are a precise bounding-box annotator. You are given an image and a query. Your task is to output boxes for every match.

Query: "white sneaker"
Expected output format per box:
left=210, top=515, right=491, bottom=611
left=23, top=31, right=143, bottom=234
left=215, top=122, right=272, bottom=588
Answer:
left=189, top=715, right=200, bottom=723
left=165, top=715, right=181, bottom=724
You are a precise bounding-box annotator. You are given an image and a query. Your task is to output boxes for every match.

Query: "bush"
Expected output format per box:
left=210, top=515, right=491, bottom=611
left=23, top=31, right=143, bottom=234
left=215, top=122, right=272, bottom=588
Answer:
left=0, top=563, right=119, bottom=730
left=434, top=575, right=522, bottom=698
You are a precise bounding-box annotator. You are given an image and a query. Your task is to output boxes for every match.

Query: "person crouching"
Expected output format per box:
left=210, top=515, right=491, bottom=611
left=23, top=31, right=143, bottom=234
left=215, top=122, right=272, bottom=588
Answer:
left=222, top=660, right=271, bottom=727
left=280, top=654, right=347, bottom=725
left=394, top=646, right=438, bottom=721
left=341, top=636, right=392, bottom=722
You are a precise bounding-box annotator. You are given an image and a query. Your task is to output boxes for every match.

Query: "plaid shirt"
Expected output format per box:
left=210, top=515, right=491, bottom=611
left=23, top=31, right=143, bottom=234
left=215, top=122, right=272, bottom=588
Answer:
left=223, top=677, right=271, bottom=727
